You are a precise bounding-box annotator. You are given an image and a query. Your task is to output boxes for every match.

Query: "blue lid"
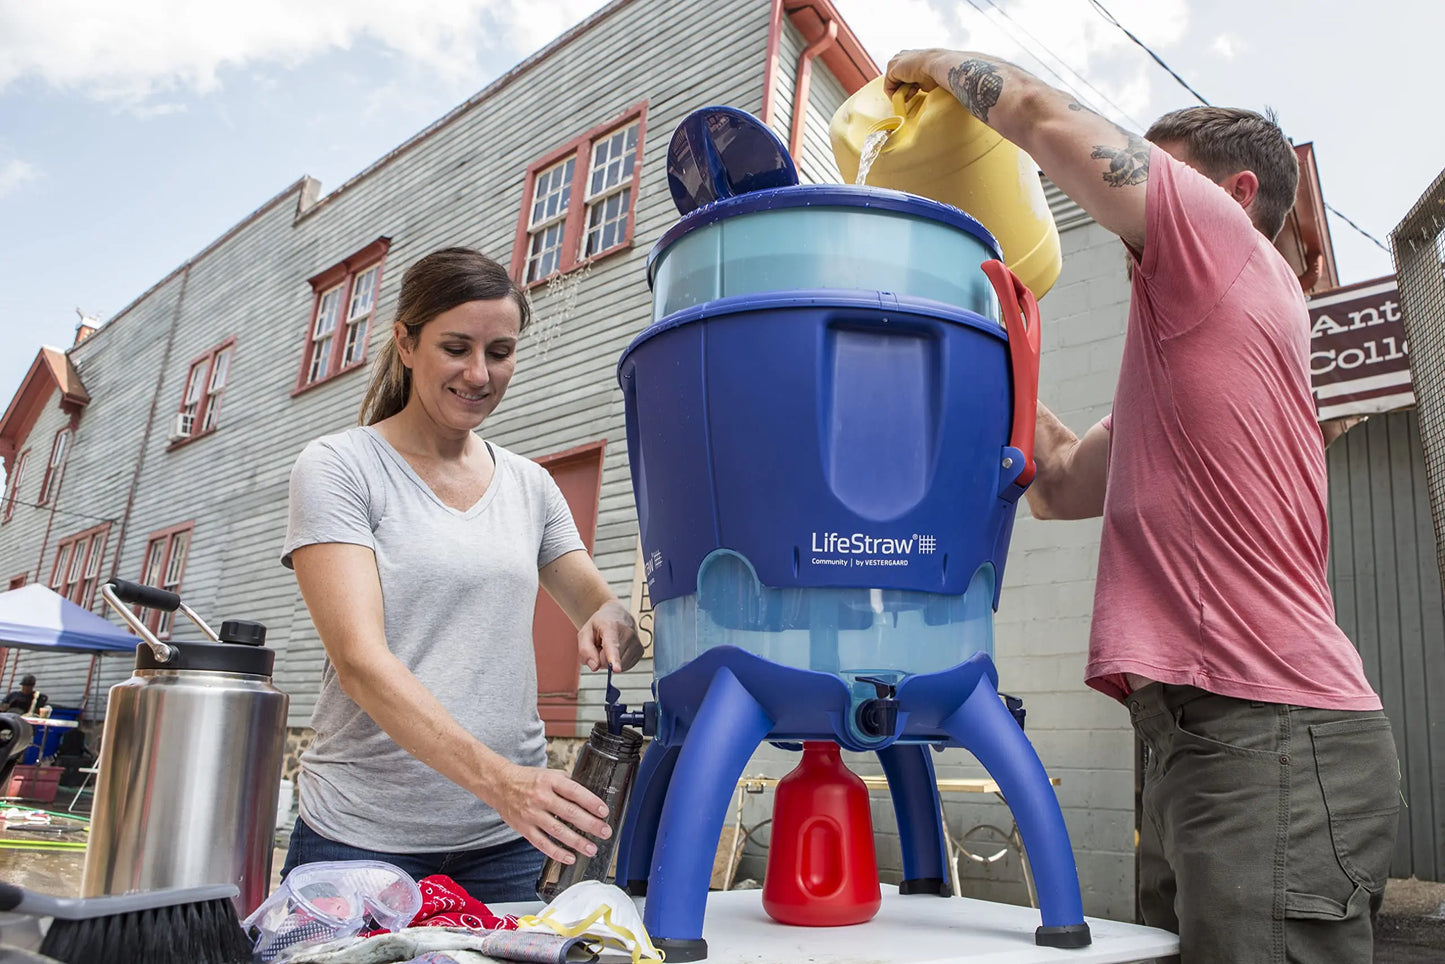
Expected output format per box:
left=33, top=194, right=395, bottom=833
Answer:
left=666, top=106, right=799, bottom=216
left=648, top=184, right=1004, bottom=285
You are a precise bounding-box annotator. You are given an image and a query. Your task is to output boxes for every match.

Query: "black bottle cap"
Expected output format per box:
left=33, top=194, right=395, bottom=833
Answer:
left=134, top=639, right=274, bottom=676
left=219, top=620, right=267, bottom=647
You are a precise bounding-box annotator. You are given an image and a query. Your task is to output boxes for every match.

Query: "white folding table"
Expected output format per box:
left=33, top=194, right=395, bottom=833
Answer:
left=501, top=886, right=1180, bottom=963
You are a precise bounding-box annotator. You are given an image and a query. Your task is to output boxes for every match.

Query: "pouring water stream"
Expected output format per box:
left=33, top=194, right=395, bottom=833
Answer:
left=855, top=128, right=891, bottom=185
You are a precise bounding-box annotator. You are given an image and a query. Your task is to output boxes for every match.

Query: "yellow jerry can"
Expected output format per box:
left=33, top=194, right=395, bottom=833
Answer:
left=830, top=76, right=1062, bottom=298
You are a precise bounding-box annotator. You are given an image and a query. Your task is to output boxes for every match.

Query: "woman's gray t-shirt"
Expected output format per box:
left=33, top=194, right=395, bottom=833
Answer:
left=282, top=426, right=585, bottom=852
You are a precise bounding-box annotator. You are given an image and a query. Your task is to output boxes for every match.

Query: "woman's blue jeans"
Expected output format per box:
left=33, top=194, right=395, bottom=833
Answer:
left=280, top=816, right=545, bottom=904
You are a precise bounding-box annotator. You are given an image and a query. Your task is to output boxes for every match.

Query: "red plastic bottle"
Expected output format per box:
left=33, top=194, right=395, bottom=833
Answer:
left=762, top=741, right=882, bottom=926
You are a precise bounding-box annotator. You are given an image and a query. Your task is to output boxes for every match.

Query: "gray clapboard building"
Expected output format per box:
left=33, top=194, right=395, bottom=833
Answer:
left=2, top=0, right=1435, bottom=919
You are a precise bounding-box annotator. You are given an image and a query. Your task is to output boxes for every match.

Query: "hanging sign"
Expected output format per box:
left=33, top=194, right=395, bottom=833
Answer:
left=1308, top=276, right=1414, bottom=419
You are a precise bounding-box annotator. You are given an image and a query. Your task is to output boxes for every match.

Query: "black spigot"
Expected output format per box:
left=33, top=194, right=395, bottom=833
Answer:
left=605, top=668, right=658, bottom=737
left=854, top=675, right=900, bottom=739
left=1001, top=693, right=1026, bottom=730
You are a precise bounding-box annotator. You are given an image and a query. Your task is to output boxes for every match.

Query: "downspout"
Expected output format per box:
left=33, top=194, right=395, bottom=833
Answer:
left=789, top=17, right=838, bottom=161
left=80, top=653, right=97, bottom=720
left=759, top=0, right=786, bottom=127
left=107, top=263, right=192, bottom=590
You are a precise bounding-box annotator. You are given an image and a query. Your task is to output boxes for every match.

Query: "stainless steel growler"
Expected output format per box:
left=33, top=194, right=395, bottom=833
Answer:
left=83, top=578, right=288, bottom=916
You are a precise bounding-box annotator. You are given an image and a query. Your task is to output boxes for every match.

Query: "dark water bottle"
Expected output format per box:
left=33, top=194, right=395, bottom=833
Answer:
left=536, top=722, right=644, bottom=901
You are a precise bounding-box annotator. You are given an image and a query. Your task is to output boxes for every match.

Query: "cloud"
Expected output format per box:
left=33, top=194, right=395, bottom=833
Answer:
left=0, top=0, right=610, bottom=105
left=0, top=157, right=38, bottom=198
left=1210, top=33, right=1244, bottom=60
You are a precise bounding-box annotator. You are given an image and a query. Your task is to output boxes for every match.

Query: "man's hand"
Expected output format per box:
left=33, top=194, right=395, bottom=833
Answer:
left=883, top=49, right=951, bottom=96
left=1026, top=403, right=1110, bottom=521
left=881, top=46, right=1150, bottom=251
left=885, top=49, right=1010, bottom=124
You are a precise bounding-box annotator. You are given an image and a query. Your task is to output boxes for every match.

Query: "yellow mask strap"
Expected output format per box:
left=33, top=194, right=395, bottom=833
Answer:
left=518, top=903, right=664, bottom=963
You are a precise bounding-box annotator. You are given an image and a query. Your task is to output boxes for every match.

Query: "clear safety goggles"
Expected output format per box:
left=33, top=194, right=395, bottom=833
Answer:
left=242, top=860, right=422, bottom=962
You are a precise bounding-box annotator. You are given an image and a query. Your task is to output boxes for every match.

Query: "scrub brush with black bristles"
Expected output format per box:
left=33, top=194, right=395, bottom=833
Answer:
left=0, top=881, right=254, bottom=964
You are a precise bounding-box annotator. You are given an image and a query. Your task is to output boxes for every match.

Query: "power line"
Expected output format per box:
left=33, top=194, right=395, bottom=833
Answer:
left=959, top=0, right=1086, bottom=111
left=1084, top=0, right=1392, bottom=258
left=1085, top=0, right=1210, bottom=107
left=973, top=0, right=1147, bottom=132
left=1325, top=203, right=1392, bottom=254
left=0, top=498, right=120, bottom=527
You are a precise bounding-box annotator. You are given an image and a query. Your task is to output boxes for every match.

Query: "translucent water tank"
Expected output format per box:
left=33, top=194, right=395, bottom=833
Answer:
left=653, top=549, right=996, bottom=686
left=650, top=198, right=1003, bottom=324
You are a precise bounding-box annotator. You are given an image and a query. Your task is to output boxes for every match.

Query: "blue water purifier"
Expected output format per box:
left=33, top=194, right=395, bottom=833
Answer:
left=613, top=107, right=1090, bottom=960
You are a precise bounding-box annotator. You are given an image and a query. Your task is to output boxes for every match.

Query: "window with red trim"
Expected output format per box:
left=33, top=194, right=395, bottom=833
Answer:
left=8, top=575, right=26, bottom=591
left=37, top=429, right=69, bottom=505
left=2, top=449, right=29, bottom=523
left=297, top=238, right=389, bottom=392
left=50, top=523, right=110, bottom=609
left=138, top=523, right=192, bottom=638
left=511, top=103, right=647, bottom=286
left=170, top=340, right=234, bottom=446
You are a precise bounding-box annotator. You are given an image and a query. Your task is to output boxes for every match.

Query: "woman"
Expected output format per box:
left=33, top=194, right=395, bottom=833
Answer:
left=281, top=247, right=643, bottom=900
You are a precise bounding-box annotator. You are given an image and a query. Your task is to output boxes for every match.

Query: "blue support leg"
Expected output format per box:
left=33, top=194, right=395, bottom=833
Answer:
left=940, top=676, right=1092, bottom=948
left=877, top=743, right=952, bottom=896
left=614, top=739, right=680, bottom=895
left=644, top=668, right=775, bottom=962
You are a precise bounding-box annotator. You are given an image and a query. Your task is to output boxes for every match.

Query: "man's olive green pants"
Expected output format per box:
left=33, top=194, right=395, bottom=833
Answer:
left=1127, top=683, right=1399, bottom=963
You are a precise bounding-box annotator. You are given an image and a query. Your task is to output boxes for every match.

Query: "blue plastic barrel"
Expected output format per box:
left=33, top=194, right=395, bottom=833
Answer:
left=621, top=185, right=1036, bottom=682
left=21, top=707, right=79, bottom=764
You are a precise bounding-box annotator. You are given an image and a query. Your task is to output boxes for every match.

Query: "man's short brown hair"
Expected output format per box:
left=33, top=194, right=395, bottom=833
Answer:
left=1145, top=107, right=1298, bottom=242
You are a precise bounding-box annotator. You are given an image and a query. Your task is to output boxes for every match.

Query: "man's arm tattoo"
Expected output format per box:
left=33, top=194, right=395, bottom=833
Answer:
left=1091, top=134, right=1150, bottom=188
left=946, top=59, right=1004, bottom=123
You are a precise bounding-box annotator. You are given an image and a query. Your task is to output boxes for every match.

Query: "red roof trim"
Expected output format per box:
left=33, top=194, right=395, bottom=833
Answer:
left=43, top=348, right=90, bottom=406
left=306, top=237, right=391, bottom=290
left=1276, top=142, right=1339, bottom=295
left=0, top=349, right=90, bottom=465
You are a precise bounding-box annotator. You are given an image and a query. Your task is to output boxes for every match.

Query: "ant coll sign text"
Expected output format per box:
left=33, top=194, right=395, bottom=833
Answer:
left=1307, top=276, right=1414, bottom=421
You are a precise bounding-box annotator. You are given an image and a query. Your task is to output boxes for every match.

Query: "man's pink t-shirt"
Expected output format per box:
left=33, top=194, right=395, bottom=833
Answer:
left=1085, top=146, right=1380, bottom=711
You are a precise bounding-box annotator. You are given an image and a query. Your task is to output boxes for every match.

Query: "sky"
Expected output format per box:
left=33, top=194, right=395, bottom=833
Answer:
left=1, top=0, right=1441, bottom=439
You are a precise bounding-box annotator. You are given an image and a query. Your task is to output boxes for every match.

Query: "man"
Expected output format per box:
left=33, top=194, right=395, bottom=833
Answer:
left=885, top=50, right=1398, bottom=963
left=2, top=674, right=47, bottom=715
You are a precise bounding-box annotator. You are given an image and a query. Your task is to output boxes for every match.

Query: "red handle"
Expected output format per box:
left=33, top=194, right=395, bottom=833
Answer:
left=981, top=260, right=1041, bottom=488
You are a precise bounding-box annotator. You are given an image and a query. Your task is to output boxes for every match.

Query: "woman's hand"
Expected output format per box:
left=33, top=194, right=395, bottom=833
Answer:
left=490, top=762, right=613, bottom=864
left=539, top=552, right=645, bottom=673
left=578, top=600, right=644, bottom=673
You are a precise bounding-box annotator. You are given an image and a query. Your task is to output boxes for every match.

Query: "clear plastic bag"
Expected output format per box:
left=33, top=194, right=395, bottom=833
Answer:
left=242, top=860, right=422, bottom=962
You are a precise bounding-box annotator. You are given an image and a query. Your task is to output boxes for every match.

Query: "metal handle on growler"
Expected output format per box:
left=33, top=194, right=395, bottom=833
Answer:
left=83, top=578, right=289, bottom=916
